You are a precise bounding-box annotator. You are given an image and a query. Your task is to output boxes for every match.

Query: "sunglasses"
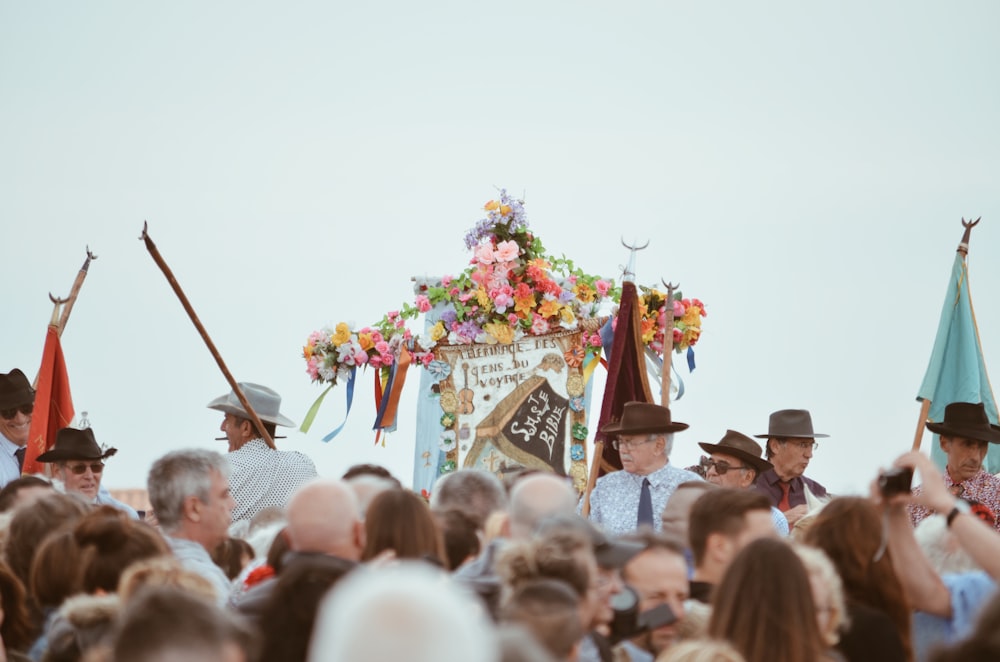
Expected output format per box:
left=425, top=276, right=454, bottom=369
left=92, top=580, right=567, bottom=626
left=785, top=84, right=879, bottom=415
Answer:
left=700, top=456, right=749, bottom=476
left=0, top=404, right=33, bottom=420
left=63, top=462, right=104, bottom=475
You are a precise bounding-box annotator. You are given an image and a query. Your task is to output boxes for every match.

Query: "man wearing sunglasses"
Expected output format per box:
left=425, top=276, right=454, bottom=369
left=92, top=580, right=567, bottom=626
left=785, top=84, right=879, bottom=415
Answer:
left=0, top=368, right=35, bottom=488
left=698, top=429, right=789, bottom=536
left=36, top=427, right=138, bottom=518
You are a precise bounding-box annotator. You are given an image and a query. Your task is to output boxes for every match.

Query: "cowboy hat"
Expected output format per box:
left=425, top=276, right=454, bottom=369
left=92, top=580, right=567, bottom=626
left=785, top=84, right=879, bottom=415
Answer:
left=926, top=402, right=1000, bottom=444
left=206, top=383, right=295, bottom=428
left=0, top=369, right=34, bottom=409
left=600, top=402, right=689, bottom=436
left=698, top=429, right=773, bottom=474
left=36, top=427, right=117, bottom=463
left=754, top=409, right=828, bottom=439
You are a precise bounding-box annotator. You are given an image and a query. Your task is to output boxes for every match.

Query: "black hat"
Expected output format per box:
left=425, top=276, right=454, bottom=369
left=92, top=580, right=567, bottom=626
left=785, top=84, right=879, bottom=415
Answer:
left=36, top=428, right=117, bottom=463
left=0, top=369, right=34, bottom=410
left=535, top=514, right=644, bottom=569
left=926, top=402, right=1000, bottom=444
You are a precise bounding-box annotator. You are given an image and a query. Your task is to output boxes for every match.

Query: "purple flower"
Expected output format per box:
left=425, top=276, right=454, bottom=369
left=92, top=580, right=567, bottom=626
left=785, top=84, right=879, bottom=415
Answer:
left=440, top=310, right=458, bottom=327
left=457, top=320, right=482, bottom=339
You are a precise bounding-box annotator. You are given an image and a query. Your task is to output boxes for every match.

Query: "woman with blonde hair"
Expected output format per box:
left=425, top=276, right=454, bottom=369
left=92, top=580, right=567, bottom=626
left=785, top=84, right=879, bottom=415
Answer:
left=656, top=639, right=745, bottom=662
left=793, top=543, right=849, bottom=657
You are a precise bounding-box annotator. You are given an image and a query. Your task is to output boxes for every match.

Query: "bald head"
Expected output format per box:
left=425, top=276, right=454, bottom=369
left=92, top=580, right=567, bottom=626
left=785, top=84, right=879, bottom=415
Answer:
left=508, top=474, right=579, bottom=539
left=286, top=479, right=364, bottom=560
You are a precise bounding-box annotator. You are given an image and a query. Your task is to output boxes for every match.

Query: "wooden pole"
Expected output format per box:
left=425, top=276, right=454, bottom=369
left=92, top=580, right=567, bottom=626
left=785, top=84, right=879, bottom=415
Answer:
left=912, top=398, right=931, bottom=451
left=140, top=223, right=276, bottom=449
left=660, top=281, right=678, bottom=407
left=56, top=248, right=97, bottom=337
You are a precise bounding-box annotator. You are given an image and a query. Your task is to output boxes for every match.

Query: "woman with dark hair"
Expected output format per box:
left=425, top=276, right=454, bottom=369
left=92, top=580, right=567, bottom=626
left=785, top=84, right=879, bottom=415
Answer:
left=709, top=538, right=831, bottom=662
left=0, top=561, right=34, bottom=660
left=805, top=497, right=910, bottom=662
left=361, top=489, right=446, bottom=565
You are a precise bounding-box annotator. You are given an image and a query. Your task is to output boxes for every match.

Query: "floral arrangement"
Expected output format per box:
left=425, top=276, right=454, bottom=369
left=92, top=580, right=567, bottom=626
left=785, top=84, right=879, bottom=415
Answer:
left=636, top=287, right=707, bottom=356
left=302, top=190, right=705, bottom=388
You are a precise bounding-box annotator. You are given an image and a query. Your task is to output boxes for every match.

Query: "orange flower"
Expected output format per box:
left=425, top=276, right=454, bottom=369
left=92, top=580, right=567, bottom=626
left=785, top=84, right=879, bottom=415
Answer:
left=484, top=200, right=500, bottom=211
left=564, top=346, right=585, bottom=368
left=357, top=332, right=374, bottom=351
left=537, top=298, right=562, bottom=319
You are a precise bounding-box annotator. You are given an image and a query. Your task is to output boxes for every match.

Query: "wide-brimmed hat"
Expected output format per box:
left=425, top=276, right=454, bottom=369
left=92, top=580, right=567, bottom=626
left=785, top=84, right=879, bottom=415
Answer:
left=926, top=402, right=1000, bottom=444
left=600, top=402, right=689, bottom=436
left=37, top=427, right=117, bottom=463
left=0, top=369, right=35, bottom=409
left=535, top=514, right=645, bottom=569
left=698, top=429, right=773, bottom=474
left=754, top=409, right=828, bottom=439
left=206, top=383, right=295, bottom=428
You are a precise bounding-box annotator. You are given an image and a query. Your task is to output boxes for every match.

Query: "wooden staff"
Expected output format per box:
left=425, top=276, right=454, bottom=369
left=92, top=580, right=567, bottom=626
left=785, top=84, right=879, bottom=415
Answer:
left=140, top=223, right=275, bottom=449
left=56, top=247, right=97, bottom=336
left=660, top=280, right=678, bottom=407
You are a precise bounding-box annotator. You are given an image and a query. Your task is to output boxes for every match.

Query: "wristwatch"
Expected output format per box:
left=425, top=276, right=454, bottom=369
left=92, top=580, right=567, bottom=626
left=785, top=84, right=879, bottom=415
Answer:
left=946, top=499, right=971, bottom=528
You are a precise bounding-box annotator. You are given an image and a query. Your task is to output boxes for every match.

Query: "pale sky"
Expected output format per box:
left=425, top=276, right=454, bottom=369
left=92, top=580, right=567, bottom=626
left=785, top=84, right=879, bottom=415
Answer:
left=3, top=2, right=999, bottom=494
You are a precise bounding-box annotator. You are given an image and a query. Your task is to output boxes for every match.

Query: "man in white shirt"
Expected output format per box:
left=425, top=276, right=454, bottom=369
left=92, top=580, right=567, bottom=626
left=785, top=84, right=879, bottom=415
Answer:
left=0, top=368, right=35, bottom=488
left=207, top=382, right=318, bottom=523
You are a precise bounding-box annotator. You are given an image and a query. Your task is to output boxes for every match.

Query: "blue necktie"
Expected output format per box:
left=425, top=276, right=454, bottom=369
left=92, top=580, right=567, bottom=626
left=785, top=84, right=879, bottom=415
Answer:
left=14, top=447, right=25, bottom=472
left=637, top=477, right=654, bottom=528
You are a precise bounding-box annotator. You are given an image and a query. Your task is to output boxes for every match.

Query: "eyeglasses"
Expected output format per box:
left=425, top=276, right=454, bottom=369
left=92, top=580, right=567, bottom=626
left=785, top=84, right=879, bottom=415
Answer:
left=0, top=404, right=33, bottom=420
left=611, top=438, right=656, bottom=451
left=700, top=456, right=750, bottom=476
left=63, top=462, right=104, bottom=475
left=781, top=439, right=819, bottom=452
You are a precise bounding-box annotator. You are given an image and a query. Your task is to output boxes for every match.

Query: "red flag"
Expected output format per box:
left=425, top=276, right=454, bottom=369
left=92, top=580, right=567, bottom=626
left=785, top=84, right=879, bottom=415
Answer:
left=24, top=325, right=75, bottom=475
left=594, top=281, right=653, bottom=477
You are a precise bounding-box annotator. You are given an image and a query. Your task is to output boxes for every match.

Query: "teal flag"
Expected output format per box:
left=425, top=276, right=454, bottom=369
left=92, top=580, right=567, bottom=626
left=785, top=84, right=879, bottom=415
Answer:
left=917, top=252, right=1000, bottom=473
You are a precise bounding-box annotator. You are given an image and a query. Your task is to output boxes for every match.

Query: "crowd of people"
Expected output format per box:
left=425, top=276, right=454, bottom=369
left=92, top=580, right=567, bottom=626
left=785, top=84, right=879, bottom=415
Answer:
left=1, top=367, right=1000, bottom=662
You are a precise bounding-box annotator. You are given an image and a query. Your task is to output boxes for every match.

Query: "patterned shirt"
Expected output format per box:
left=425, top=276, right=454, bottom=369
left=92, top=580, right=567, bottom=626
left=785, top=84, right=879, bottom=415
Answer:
left=909, top=469, right=1000, bottom=530
left=586, top=463, right=703, bottom=536
left=227, top=438, right=318, bottom=522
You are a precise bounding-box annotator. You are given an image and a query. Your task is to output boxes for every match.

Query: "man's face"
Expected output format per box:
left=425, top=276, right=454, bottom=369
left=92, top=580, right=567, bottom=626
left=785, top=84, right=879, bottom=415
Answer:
left=200, top=469, right=236, bottom=547
left=55, top=459, right=104, bottom=501
left=705, top=452, right=754, bottom=489
left=0, top=402, right=33, bottom=447
left=941, top=436, right=988, bottom=484
left=590, top=566, right=624, bottom=628
left=768, top=437, right=815, bottom=480
left=219, top=414, right=248, bottom=452
left=617, top=433, right=666, bottom=476
left=623, top=548, right=688, bottom=655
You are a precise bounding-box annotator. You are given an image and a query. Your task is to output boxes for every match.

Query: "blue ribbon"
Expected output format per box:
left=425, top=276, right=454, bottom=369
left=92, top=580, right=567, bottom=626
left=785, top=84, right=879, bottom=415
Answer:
left=321, top=366, right=357, bottom=442
left=687, top=347, right=696, bottom=372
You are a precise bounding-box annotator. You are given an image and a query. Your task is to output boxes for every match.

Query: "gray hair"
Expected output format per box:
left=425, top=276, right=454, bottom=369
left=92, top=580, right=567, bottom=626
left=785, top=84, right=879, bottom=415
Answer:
left=430, top=469, right=507, bottom=530
left=147, top=449, right=229, bottom=532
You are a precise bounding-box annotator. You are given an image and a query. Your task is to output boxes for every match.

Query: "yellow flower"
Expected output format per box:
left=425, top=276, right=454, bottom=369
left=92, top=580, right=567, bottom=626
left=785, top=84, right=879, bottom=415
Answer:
left=303, top=343, right=313, bottom=360
left=574, top=283, right=595, bottom=304
left=484, top=322, right=515, bottom=344
left=331, top=322, right=351, bottom=346
left=683, top=306, right=702, bottom=326
left=475, top=287, right=491, bottom=309
left=537, top=298, right=562, bottom=319
left=500, top=204, right=511, bottom=216
left=357, top=332, right=374, bottom=351
left=484, top=200, right=500, bottom=211
left=515, top=295, right=535, bottom=316
left=429, top=321, right=447, bottom=342
left=560, top=307, right=576, bottom=325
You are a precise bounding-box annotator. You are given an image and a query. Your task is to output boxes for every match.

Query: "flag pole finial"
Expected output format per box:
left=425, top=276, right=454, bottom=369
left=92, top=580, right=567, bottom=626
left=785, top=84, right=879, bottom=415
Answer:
left=620, top=237, right=649, bottom=283
left=958, top=217, right=981, bottom=257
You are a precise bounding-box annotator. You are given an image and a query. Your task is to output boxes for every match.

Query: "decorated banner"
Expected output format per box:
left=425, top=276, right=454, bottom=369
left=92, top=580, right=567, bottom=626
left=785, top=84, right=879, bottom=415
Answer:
left=429, top=329, right=593, bottom=492
left=300, top=188, right=707, bottom=497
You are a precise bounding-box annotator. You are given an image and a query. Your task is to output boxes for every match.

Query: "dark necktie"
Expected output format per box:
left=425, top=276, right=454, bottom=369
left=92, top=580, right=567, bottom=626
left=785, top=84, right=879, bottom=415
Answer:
left=637, top=477, right=654, bottom=528
left=778, top=481, right=792, bottom=511
left=14, top=447, right=25, bottom=473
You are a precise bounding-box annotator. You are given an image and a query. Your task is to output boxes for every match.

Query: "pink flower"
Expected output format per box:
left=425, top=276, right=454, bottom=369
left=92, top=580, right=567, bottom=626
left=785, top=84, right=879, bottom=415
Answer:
left=494, top=240, right=520, bottom=262
left=590, top=333, right=602, bottom=347
left=449, top=287, right=460, bottom=297
left=531, top=313, right=550, bottom=335
left=415, top=294, right=432, bottom=313
left=673, top=300, right=686, bottom=317
left=369, top=354, right=382, bottom=369
left=306, top=358, right=319, bottom=380
left=508, top=313, right=520, bottom=325
left=442, top=275, right=453, bottom=287
left=475, top=243, right=496, bottom=265
left=421, top=353, right=434, bottom=367
left=672, top=328, right=683, bottom=343
left=375, top=341, right=390, bottom=354
left=595, top=280, right=610, bottom=297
